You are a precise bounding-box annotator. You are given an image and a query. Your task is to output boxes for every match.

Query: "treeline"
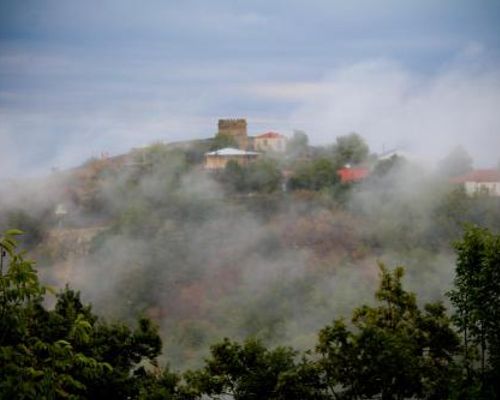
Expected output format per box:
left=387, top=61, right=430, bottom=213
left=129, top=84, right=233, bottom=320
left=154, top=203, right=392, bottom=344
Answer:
left=1, top=227, right=499, bottom=399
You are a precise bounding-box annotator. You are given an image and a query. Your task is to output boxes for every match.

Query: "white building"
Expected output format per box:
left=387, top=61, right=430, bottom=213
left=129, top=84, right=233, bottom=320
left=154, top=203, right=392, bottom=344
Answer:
left=253, top=132, right=287, bottom=153
left=451, top=169, right=500, bottom=196
left=204, top=147, right=260, bottom=170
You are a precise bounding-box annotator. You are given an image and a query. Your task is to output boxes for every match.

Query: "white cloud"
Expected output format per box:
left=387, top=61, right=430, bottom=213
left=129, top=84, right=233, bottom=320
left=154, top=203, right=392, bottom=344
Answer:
left=247, top=54, right=500, bottom=166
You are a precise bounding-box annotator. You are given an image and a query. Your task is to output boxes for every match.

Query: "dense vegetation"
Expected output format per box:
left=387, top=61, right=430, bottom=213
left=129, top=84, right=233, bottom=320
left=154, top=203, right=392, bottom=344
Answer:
left=1, top=227, right=499, bottom=399
left=1, top=133, right=499, bottom=398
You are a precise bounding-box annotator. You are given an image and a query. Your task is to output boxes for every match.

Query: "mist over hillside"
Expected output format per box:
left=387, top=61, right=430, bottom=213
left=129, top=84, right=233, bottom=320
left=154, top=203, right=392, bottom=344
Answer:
left=1, top=135, right=499, bottom=369
left=2, top=1, right=500, bottom=397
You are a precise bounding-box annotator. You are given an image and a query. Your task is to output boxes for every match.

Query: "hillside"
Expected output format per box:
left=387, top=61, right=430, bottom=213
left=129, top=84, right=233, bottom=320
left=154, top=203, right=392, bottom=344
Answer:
left=1, top=136, right=500, bottom=370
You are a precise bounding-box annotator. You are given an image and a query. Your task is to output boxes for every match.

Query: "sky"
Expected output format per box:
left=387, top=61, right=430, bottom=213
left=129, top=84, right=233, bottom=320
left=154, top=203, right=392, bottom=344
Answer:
left=1, top=0, right=500, bottom=178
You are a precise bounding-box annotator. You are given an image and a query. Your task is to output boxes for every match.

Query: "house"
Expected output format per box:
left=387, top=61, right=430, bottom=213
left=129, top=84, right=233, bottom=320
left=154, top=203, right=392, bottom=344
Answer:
left=204, top=147, right=260, bottom=170
left=337, top=165, right=370, bottom=183
left=451, top=169, right=500, bottom=196
left=253, top=132, right=287, bottom=152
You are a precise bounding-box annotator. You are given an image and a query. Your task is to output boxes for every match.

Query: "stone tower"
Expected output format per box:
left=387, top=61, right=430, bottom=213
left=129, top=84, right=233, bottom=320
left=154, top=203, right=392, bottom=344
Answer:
left=218, top=119, right=248, bottom=149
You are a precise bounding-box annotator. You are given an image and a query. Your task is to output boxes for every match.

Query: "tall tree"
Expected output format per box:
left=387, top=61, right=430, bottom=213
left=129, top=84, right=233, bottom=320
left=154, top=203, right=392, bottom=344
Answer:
left=317, top=264, right=459, bottom=400
left=332, top=133, right=369, bottom=166
left=448, top=225, right=500, bottom=398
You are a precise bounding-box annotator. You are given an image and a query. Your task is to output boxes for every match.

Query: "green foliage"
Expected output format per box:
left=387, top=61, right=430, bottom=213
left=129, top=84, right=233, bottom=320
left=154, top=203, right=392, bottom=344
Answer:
left=246, top=159, right=283, bottom=193
left=289, top=158, right=339, bottom=191
left=221, top=159, right=247, bottom=192
left=317, top=264, right=459, bottom=400
left=448, top=225, right=500, bottom=398
left=3, top=210, right=45, bottom=248
left=210, top=133, right=238, bottom=150
left=220, top=158, right=282, bottom=194
left=186, top=337, right=325, bottom=400
left=3, top=225, right=500, bottom=399
left=331, top=132, right=369, bottom=166
left=0, top=230, right=178, bottom=399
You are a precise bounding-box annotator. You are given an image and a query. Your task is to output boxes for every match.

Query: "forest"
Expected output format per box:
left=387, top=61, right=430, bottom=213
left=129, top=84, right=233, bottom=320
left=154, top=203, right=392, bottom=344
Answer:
left=1, top=226, right=499, bottom=399
left=1, top=133, right=500, bottom=399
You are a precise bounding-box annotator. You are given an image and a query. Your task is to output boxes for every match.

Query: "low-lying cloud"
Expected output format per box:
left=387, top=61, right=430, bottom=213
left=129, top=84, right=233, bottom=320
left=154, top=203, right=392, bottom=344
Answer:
left=249, top=48, right=500, bottom=166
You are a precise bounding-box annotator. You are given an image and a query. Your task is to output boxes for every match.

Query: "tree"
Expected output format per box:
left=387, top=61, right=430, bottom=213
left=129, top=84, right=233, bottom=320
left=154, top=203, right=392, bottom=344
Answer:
left=317, top=264, right=459, bottom=400
left=220, top=160, right=247, bottom=193
left=286, top=130, right=309, bottom=159
left=246, top=159, right=282, bottom=193
left=448, top=225, right=500, bottom=398
left=289, top=158, right=339, bottom=191
left=0, top=229, right=104, bottom=398
left=331, top=133, right=369, bottom=166
left=210, top=133, right=238, bottom=150
left=3, top=210, right=46, bottom=248
left=186, top=337, right=325, bottom=400
left=0, top=229, right=180, bottom=399
left=219, top=159, right=282, bottom=194
left=438, top=146, right=473, bottom=178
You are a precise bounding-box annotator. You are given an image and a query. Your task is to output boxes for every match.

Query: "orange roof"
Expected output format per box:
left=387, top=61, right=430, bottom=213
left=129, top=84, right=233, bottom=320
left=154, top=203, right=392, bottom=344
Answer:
left=337, top=167, right=370, bottom=183
left=451, top=169, right=500, bottom=183
left=255, top=132, right=286, bottom=139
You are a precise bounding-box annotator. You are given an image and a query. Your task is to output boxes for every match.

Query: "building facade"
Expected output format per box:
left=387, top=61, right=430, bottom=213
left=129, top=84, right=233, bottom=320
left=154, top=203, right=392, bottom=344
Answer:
left=451, top=169, right=500, bottom=196
left=204, top=147, right=260, bottom=170
left=253, top=132, right=287, bottom=152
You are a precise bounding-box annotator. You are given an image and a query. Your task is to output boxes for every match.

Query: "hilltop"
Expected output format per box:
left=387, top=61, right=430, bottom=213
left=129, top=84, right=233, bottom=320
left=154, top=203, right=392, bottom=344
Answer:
left=1, top=121, right=500, bottom=369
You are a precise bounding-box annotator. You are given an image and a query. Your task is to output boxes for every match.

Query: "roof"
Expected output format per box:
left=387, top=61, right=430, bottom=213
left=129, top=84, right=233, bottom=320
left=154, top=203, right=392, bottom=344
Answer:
left=255, top=132, right=286, bottom=139
left=451, top=169, right=500, bottom=183
left=205, top=147, right=260, bottom=156
left=378, top=148, right=411, bottom=160
left=337, top=166, right=370, bottom=183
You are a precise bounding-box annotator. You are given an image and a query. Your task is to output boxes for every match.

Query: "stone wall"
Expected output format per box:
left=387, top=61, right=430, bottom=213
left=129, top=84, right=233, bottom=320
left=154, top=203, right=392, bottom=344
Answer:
left=218, top=119, right=247, bottom=138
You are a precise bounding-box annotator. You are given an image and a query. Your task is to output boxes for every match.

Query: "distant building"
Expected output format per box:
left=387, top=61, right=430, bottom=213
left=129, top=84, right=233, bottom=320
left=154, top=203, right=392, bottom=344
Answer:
left=337, top=165, right=370, bottom=183
left=54, top=203, right=69, bottom=228
left=218, top=119, right=249, bottom=149
left=55, top=203, right=68, bottom=217
left=204, top=147, right=260, bottom=170
left=451, top=169, right=500, bottom=196
left=254, top=132, right=287, bottom=152
left=378, top=148, right=411, bottom=161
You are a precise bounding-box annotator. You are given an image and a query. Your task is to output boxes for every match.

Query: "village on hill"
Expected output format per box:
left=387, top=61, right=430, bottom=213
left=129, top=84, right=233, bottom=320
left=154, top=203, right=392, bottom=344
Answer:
left=2, top=117, right=500, bottom=399
left=66, top=118, right=500, bottom=202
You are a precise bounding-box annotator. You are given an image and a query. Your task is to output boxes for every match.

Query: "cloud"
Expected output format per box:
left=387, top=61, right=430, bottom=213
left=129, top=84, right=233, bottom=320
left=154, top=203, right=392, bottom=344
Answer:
left=1, top=1, right=500, bottom=178
left=246, top=51, right=500, bottom=166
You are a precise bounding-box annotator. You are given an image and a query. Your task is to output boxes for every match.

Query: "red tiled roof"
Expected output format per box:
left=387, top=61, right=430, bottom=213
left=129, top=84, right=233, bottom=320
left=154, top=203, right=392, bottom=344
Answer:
left=337, top=167, right=370, bottom=183
left=255, top=132, right=286, bottom=139
left=451, top=169, right=500, bottom=183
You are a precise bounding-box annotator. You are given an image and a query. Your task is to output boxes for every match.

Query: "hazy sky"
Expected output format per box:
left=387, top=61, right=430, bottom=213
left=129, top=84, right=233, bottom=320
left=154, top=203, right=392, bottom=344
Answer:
left=1, top=0, right=500, bottom=177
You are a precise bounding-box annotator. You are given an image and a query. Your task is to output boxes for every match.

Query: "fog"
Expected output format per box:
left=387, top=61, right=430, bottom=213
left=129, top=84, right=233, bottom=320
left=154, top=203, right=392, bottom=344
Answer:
left=253, top=48, right=500, bottom=166
left=2, top=0, right=500, bottom=179
left=2, top=50, right=499, bottom=180
left=1, top=0, right=499, bottom=371
left=3, top=143, right=490, bottom=369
